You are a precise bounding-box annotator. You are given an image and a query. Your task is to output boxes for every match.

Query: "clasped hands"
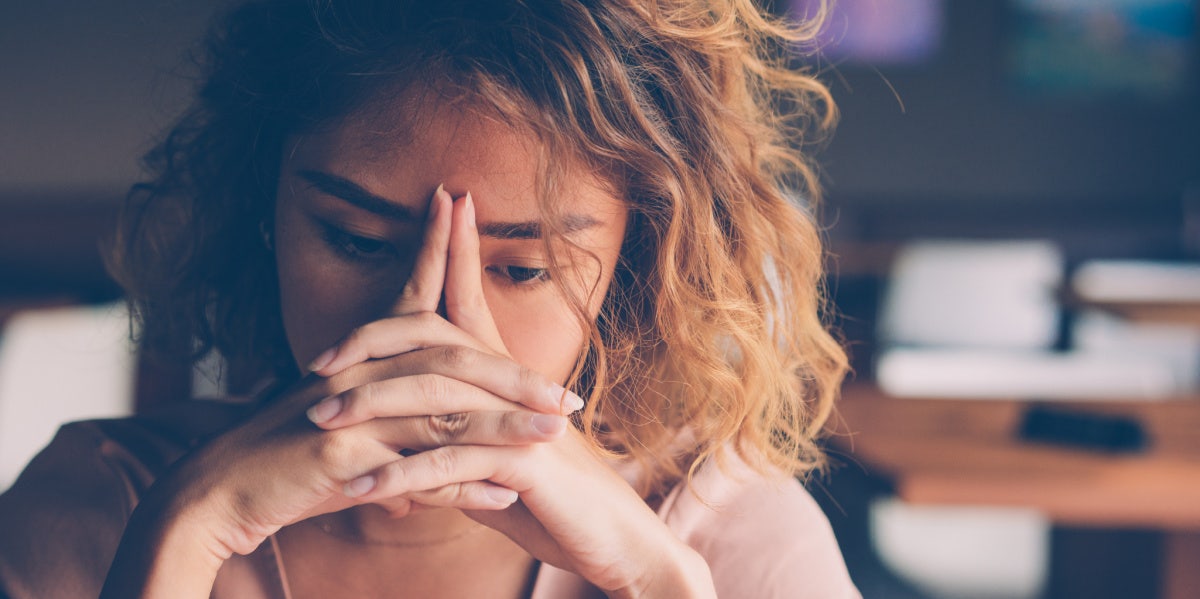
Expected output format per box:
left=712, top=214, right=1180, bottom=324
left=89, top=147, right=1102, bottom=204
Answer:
left=176, top=186, right=715, bottom=597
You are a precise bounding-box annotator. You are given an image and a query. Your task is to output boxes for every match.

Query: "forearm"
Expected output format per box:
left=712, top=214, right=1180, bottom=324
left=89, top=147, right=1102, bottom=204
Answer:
left=100, top=478, right=229, bottom=599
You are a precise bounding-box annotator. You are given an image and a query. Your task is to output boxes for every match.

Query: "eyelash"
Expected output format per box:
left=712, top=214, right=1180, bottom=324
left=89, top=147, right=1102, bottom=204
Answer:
left=318, top=222, right=395, bottom=263
left=319, top=221, right=551, bottom=287
left=486, top=265, right=551, bottom=288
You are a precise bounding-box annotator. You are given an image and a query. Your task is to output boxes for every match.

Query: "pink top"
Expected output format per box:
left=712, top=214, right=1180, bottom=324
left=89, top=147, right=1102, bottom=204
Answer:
left=0, top=400, right=859, bottom=598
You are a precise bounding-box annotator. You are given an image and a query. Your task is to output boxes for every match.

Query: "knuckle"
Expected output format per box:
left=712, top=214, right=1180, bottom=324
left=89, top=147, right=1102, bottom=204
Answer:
left=449, top=483, right=471, bottom=503
left=381, top=458, right=410, bottom=489
left=425, top=448, right=460, bottom=481
left=424, top=484, right=467, bottom=506
left=516, top=365, right=543, bottom=395
left=312, top=430, right=356, bottom=467
left=436, top=345, right=472, bottom=370
left=426, top=412, right=470, bottom=445
left=413, top=373, right=449, bottom=405
left=340, top=383, right=373, bottom=418
left=497, top=411, right=523, bottom=440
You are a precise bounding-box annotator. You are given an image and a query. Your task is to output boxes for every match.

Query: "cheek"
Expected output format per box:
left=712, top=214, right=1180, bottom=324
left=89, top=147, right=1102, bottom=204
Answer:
left=274, top=211, right=398, bottom=368
left=490, top=292, right=586, bottom=385
left=487, top=254, right=615, bottom=384
left=275, top=243, right=353, bottom=368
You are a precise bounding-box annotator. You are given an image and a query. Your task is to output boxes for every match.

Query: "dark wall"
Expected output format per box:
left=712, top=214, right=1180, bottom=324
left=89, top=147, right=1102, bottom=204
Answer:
left=799, top=1, right=1200, bottom=379
left=816, top=0, right=1200, bottom=211
left=0, top=1, right=231, bottom=198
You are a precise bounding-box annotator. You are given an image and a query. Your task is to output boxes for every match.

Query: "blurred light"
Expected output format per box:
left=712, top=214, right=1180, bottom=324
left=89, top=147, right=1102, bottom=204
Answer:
left=1009, top=0, right=1196, bottom=99
left=791, top=0, right=944, bottom=65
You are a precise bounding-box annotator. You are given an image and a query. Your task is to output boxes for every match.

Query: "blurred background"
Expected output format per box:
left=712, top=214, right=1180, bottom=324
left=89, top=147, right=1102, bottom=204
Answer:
left=1, top=1, right=1198, bottom=598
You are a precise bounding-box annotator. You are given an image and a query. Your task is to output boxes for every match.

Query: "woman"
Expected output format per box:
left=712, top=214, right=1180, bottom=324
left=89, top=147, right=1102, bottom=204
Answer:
left=0, top=0, right=856, bottom=597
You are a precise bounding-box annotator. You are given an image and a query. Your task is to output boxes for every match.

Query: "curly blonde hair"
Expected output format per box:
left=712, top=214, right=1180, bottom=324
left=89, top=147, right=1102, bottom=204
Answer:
left=109, top=0, right=846, bottom=497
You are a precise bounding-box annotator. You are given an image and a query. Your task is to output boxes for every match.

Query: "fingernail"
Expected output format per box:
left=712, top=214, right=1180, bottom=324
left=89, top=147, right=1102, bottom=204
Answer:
left=547, top=384, right=585, bottom=413
left=308, top=347, right=337, bottom=373
left=464, top=191, right=476, bottom=229
left=565, top=392, right=585, bottom=413
left=485, top=486, right=518, bottom=506
left=344, top=475, right=376, bottom=498
left=306, top=397, right=342, bottom=424
left=531, top=413, right=566, bottom=436
left=429, top=184, right=446, bottom=221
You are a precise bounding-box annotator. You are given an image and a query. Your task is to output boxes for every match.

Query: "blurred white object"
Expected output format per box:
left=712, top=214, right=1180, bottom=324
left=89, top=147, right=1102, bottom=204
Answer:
left=877, top=347, right=1180, bottom=399
left=879, top=240, right=1063, bottom=349
left=873, top=240, right=1059, bottom=598
left=871, top=498, right=1050, bottom=599
left=1075, top=310, right=1200, bottom=392
left=877, top=241, right=1196, bottom=398
left=1073, top=260, right=1200, bottom=303
left=0, top=303, right=136, bottom=490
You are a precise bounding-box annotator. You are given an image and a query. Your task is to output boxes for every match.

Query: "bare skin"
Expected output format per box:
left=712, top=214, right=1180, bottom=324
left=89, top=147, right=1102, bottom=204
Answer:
left=100, top=105, right=717, bottom=598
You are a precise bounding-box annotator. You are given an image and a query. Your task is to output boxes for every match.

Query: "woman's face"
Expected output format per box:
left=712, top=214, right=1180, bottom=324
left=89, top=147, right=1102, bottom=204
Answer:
left=273, top=103, right=629, bottom=384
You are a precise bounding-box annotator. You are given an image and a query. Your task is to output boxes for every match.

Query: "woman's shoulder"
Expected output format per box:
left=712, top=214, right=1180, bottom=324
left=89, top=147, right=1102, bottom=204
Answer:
left=0, top=396, right=255, bottom=518
left=11, top=397, right=254, bottom=492
left=0, top=398, right=254, bottom=599
left=657, top=450, right=861, bottom=599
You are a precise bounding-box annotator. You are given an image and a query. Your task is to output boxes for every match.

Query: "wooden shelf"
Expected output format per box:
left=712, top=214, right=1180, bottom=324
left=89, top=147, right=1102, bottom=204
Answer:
left=830, top=385, right=1200, bottom=599
left=1074, top=299, right=1200, bottom=327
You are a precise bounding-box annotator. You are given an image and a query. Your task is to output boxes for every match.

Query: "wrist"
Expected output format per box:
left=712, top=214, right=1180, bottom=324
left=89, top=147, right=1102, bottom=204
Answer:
left=154, top=436, right=279, bottom=558
left=609, top=541, right=716, bottom=599
left=101, top=476, right=229, bottom=598
left=138, top=502, right=229, bottom=591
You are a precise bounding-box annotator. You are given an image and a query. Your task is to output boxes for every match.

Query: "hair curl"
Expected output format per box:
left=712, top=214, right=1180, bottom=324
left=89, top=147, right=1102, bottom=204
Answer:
left=109, top=0, right=847, bottom=497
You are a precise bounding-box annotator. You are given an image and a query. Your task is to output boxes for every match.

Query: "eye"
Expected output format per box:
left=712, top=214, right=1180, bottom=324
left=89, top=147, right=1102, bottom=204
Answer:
left=488, top=265, right=550, bottom=286
left=318, top=222, right=394, bottom=262
left=342, top=235, right=387, bottom=256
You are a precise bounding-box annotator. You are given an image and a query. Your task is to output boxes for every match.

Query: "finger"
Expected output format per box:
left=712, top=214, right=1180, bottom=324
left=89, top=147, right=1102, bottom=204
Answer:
left=306, top=427, right=414, bottom=488
left=404, top=482, right=519, bottom=511
left=308, top=311, right=491, bottom=377
left=392, top=184, right=452, bottom=316
left=444, top=192, right=509, bottom=355
left=307, top=374, right=512, bottom=427
left=307, top=374, right=550, bottom=428
left=309, top=344, right=583, bottom=418
left=351, top=345, right=584, bottom=415
left=342, top=445, right=526, bottom=500
left=358, top=410, right=568, bottom=451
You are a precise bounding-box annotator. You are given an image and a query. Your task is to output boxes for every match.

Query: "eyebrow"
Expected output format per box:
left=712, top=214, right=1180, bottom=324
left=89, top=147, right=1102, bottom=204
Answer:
left=298, top=169, right=419, bottom=222
left=477, top=214, right=601, bottom=240
left=298, top=169, right=603, bottom=240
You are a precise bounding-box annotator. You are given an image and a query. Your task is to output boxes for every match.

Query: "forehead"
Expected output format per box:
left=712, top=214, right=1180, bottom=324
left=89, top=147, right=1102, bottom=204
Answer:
left=287, top=97, right=624, bottom=223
